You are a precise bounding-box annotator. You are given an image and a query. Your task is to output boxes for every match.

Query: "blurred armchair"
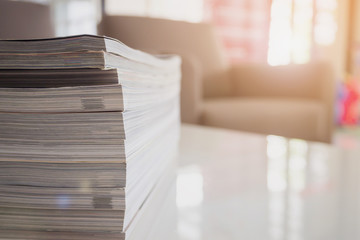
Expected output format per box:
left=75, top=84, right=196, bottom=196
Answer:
left=99, top=16, right=335, bottom=143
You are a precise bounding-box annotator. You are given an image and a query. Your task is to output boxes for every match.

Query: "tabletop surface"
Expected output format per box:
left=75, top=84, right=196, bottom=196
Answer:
left=156, top=124, right=360, bottom=240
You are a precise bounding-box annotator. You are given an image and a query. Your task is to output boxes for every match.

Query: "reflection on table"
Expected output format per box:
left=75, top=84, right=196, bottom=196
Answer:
left=174, top=124, right=360, bottom=240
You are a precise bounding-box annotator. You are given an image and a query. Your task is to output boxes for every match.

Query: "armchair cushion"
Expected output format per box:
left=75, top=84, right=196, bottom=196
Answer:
left=201, top=98, right=328, bottom=142
left=226, top=62, right=334, bottom=142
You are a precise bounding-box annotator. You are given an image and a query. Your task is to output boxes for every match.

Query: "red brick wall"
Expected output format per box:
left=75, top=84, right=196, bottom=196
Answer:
left=204, top=0, right=271, bottom=63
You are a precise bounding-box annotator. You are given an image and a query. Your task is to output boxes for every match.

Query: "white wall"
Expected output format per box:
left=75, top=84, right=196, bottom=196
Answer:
left=51, top=0, right=101, bottom=36
left=105, top=0, right=203, bottom=22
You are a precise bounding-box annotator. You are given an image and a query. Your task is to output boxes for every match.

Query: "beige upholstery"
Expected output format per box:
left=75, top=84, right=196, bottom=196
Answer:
left=0, top=0, right=54, bottom=39
left=99, top=16, right=335, bottom=143
left=203, top=99, right=328, bottom=142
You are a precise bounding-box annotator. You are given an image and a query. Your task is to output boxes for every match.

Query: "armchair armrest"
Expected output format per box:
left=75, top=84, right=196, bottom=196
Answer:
left=180, top=53, right=203, bottom=124
left=129, top=47, right=203, bottom=124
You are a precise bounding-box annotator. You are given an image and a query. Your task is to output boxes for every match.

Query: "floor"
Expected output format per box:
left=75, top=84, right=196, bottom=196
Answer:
left=333, top=126, right=360, bottom=149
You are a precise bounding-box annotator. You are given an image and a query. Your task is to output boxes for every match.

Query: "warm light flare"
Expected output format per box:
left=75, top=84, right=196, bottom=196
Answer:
left=268, top=0, right=338, bottom=65
left=267, top=0, right=293, bottom=66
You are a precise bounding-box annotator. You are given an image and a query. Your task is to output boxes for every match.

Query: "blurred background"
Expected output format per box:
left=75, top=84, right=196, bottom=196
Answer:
left=28, top=0, right=348, bottom=77
left=3, top=0, right=360, bottom=142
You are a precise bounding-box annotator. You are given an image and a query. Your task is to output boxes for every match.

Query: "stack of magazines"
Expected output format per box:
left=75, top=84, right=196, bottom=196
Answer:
left=0, top=35, right=180, bottom=239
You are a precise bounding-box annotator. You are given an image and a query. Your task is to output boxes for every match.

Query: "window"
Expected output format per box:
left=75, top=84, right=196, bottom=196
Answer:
left=267, top=0, right=338, bottom=66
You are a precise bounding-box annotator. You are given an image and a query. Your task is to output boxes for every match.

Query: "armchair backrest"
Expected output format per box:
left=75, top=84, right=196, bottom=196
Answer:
left=98, top=16, right=231, bottom=97
left=0, top=0, right=54, bottom=39
left=231, top=62, right=334, bottom=101
left=99, top=15, right=233, bottom=123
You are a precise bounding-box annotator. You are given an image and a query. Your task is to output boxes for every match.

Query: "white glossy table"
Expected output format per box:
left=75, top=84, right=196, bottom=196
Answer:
left=152, top=124, right=360, bottom=240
